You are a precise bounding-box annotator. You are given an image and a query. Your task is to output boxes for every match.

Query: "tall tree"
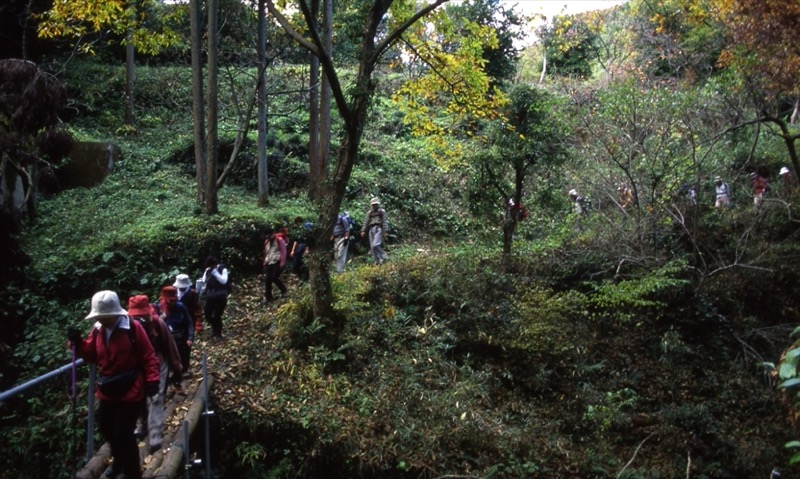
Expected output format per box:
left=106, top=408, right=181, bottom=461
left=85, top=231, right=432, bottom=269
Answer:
left=266, top=0, right=450, bottom=326
left=471, top=84, right=567, bottom=264
left=189, top=0, right=207, bottom=206
left=205, top=0, right=220, bottom=213
left=257, top=0, right=269, bottom=206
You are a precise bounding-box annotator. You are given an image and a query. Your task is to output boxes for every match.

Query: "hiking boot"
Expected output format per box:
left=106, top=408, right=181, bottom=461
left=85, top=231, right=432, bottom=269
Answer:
left=149, top=443, right=162, bottom=455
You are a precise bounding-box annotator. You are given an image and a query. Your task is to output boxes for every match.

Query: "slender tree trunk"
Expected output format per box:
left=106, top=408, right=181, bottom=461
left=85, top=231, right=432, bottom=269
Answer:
left=257, top=0, right=269, bottom=207
left=205, top=0, right=219, bottom=214
left=190, top=0, right=207, bottom=205
left=792, top=98, right=800, bottom=126
left=124, top=32, right=135, bottom=126
left=319, top=0, right=333, bottom=178
left=308, top=0, right=321, bottom=200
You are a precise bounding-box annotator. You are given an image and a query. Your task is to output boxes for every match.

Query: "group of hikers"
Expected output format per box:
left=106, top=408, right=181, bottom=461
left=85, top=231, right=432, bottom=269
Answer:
left=66, top=256, right=230, bottom=479
left=262, top=196, right=390, bottom=304
left=567, top=166, right=796, bottom=215
left=64, top=196, right=391, bottom=478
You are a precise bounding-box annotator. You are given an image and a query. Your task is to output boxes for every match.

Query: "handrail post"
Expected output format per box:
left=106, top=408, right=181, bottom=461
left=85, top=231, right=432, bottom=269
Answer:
left=203, top=353, right=211, bottom=479
left=86, top=363, right=96, bottom=463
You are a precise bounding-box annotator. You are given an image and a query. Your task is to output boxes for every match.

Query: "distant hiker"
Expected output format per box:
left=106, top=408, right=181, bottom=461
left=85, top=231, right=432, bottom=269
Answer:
left=67, top=290, right=159, bottom=479
left=568, top=189, right=590, bottom=215
left=678, top=183, right=697, bottom=206
left=174, top=273, right=203, bottom=335
left=714, top=176, right=731, bottom=208
left=750, top=172, right=768, bottom=208
left=127, top=294, right=181, bottom=455
left=361, top=197, right=389, bottom=265
left=262, top=227, right=288, bottom=304
left=289, top=216, right=312, bottom=279
left=201, top=256, right=230, bottom=341
left=158, top=286, right=194, bottom=392
left=779, top=166, right=795, bottom=197
left=617, top=184, right=634, bottom=210
left=331, top=211, right=352, bottom=273
left=507, top=198, right=529, bottom=221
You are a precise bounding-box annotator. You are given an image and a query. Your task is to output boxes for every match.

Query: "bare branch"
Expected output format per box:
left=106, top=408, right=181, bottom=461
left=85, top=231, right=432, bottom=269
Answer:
left=615, top=432, right=654, bottom=479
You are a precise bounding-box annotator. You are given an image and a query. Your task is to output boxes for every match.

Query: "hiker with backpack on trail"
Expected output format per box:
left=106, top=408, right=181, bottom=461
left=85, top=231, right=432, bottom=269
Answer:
left=750, top=171, right=768, bottom=208
left=262, top=227, right=288, bottom=305
left=200, top=255, right=230, bottom=341
left=67, top=290, right=160, bottom=479
left=361, top=197, right=389, bottom=265
left=332, top=211, right=353, bottom=273
left=173, top=273, right=203, bottom=335
left=127, top=294, right=182, bottom=456
left=568, top=189, right=590, bottom=216
left=157, top=286, right=194, bottom=393
left=714, top=175, right=731, bottom=208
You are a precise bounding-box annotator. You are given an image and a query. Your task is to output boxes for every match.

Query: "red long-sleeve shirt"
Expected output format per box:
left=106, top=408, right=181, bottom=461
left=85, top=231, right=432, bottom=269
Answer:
left=76, top=316, right=160, bottom=402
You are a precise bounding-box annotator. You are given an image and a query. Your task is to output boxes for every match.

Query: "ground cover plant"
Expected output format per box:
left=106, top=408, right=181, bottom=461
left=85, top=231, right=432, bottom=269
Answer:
left=5, top=2, right=800, bottom=476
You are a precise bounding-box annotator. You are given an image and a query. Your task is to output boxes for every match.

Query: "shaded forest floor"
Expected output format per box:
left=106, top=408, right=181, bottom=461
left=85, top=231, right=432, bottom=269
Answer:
left=190, top=264, right=799, bottom=479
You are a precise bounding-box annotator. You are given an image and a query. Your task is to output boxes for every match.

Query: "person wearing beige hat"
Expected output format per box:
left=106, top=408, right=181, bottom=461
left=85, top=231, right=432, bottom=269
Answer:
left=173, top=273, right=203, bottom=335
left=360, top=197, right=389, bottom=265
left=66, top=290, right=160, bottom=479
left=779, top=166, right=796, bottom=197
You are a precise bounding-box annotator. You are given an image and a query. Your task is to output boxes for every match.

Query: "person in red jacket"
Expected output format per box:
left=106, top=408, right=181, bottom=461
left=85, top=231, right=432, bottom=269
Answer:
left=128, top=294, right=182, bottom=455
left=750, top=172, right=768, bottom=208
left=67, top=290, right=160, bottom=479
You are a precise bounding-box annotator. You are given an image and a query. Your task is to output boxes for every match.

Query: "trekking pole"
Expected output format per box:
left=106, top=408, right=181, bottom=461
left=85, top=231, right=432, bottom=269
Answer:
left=202, top=353, right=212, bottom=479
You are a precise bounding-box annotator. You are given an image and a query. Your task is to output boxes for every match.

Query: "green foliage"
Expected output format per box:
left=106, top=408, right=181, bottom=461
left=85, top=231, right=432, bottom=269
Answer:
left=582, top=388, right=637, bottom=433
left=587, top=259, right=690, bottom=323
left=538, top=15, right=598, bottom=78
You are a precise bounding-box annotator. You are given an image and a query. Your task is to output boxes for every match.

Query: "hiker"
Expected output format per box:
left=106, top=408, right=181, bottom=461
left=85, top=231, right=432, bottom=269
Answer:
left=201, top=256, right=230, bottom=341
left=507, top=198, right=529, bottom=221
left=262, top=227, right=287, bottom=304
left=174, top=273, right=203, bottom=335
left=714, top=176, right=731, bottom=208
left=360, top=197, right=389, bottom=265
left=158, top=286, right=194, bottom=392
left=289, top=216, right=312, bottom=279
left=127, top=294, right=181, bottom=455
left=67, top=290, right=160, bottom=479
left=750, top=172, right=768, bottom=208
left=568, top=189, right=589, bottom=215
left=779, top=166, right=795, bottom=197
left=331, top=211, right=352, bottom=273
left=617, top=184, right=634, bottom=210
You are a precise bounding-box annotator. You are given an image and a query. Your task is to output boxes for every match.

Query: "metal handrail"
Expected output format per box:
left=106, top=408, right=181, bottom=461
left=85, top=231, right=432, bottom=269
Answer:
left=0, top=357, right=96, bottom=463
left=0, top=358, right=85, bottom=402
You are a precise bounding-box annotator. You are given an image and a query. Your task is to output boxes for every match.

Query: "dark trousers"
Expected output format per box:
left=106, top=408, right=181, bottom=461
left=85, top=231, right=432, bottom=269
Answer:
left=204, top=295, right=227, bottom=338
left=97, top=399, right=142, bottom=477
left=171, top=337, right=190, bottom=384
left=264, top=262, right=287, bottom=301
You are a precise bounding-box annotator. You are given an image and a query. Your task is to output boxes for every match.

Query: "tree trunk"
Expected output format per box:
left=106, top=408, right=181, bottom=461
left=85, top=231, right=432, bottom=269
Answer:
left=257, top=0, right=269, bottom=207
left=205, top=0, right=219, bottom=214
left=124, top=31, right=135, bottom=126
left=308, top=0, right=321, bottom=200
left=319, top=0, right=333, bottom=179
left=190, top=0, right=207, bottom=205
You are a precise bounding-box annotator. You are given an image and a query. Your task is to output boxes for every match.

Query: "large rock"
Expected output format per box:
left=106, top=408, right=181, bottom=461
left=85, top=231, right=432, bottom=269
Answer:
left=57, top=141, right=121, bottom=189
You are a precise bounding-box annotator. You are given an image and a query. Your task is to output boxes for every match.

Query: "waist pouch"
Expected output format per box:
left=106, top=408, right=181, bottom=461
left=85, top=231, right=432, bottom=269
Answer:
left=97, top=369, right=139, bottom=397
